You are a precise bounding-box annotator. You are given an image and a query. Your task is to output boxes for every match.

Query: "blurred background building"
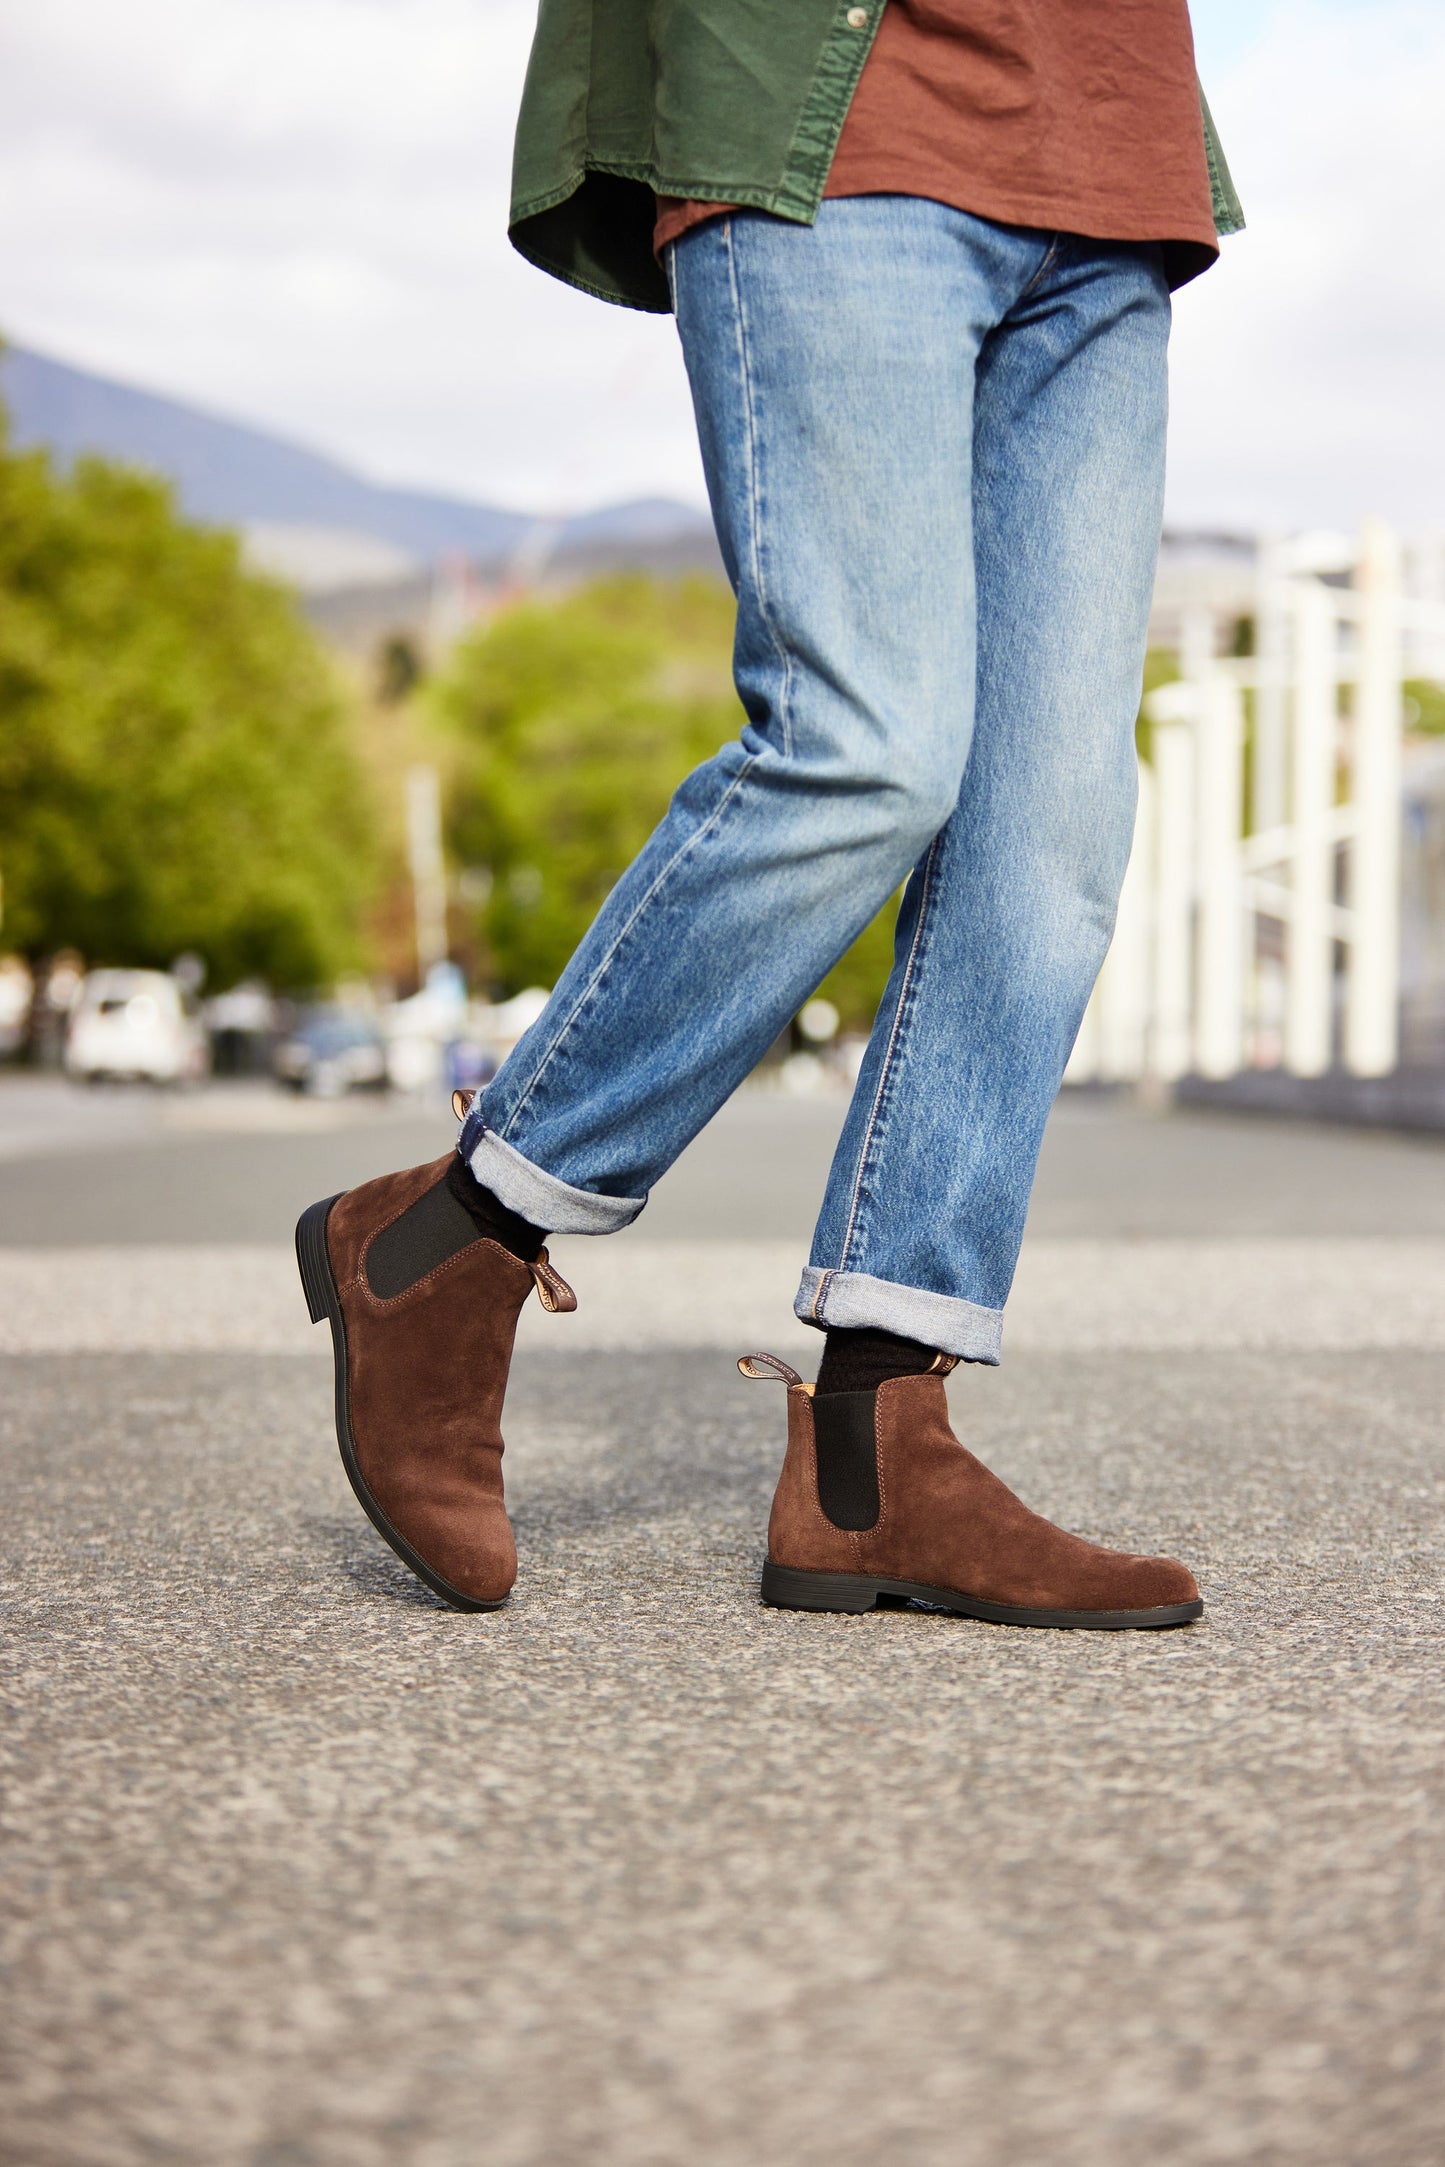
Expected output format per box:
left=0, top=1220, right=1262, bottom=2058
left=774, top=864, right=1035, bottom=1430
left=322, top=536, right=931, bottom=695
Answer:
left=1, top=0, right=1442, bottom=1123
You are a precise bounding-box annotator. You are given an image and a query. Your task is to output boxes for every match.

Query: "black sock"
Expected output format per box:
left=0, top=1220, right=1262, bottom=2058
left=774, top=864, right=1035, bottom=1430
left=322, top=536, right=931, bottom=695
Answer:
left=814, top=1326, right=939, bottom=1397
left=445, top=1152, right=548, bottom=1264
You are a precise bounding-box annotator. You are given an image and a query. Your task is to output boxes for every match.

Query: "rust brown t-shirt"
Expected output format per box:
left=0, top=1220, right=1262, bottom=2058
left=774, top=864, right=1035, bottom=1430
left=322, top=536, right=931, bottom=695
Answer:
left=656, top=0, right=1218, bottom=289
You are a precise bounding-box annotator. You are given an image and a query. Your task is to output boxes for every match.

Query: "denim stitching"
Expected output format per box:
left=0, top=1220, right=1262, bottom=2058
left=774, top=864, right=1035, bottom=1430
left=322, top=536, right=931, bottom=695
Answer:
left=723, top=217, right=795, bottom=758
left=835, top=834, right=942, bottom=1273
left=1014, top=231, right=1062, bottom=307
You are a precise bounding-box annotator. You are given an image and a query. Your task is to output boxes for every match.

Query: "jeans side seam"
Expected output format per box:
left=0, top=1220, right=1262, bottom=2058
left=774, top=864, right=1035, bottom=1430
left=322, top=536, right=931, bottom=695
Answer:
left=723, top=218, right=795, bottom=758
left=835, top=836, right=942, bottom=1274
left=495, top=755, right=759, bottom=1141
left=807, top=1266, right=832, bottom=1323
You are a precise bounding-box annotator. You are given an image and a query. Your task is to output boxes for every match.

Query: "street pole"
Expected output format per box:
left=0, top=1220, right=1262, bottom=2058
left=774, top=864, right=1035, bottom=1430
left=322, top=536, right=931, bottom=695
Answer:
left=1195, top=675, right=1246, bottom=1080
left=1098, top=759, right=1153, bottom=1081
left=1346, top=519, right=1403, bottom=1077
left=1150, top=708, right=1196, bottom=1081
left=1254, top=533, right=1290, bottom=832
left=1285, top=580, right=1336, bottom=1077
left=406, top=765, right=448, bottom=985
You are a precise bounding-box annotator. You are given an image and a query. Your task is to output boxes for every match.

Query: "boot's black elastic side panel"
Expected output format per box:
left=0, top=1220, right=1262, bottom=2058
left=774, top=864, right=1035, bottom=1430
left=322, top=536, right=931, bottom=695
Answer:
left=812, top=1390, right=882, bottom=1531
left=365, top=1178, right=485, bottom=1298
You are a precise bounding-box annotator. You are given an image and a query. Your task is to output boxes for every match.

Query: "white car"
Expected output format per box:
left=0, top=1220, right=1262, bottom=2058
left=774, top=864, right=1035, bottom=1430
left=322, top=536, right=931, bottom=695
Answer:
left=65, top=969, right=209, bottom=1084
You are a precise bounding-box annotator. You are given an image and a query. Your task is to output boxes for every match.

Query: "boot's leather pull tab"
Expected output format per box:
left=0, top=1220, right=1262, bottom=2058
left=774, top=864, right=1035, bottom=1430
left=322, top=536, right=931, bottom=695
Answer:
left=529, top=1248, right=578, bottom=1315
left=451, top=1089, right=476, bottom=1123
left=929, top=1352, right=961, bottom=1375
left=737, top=1352, right=804, bottom=1386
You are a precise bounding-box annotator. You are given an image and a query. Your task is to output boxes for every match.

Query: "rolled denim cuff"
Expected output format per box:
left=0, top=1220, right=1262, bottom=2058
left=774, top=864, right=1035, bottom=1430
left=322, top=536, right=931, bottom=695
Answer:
left=466, top=1126, right=645, bottom=1236
left=794, top=1266, right=1003, bottom=1365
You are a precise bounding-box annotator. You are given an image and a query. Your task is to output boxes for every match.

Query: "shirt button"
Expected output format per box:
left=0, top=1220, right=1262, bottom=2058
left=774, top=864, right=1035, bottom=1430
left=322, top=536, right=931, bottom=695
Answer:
left=845, top=7, right=869, bottom=25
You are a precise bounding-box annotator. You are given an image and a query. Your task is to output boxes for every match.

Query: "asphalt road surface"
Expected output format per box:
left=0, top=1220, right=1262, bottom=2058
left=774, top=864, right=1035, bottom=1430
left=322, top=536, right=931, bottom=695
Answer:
left=2, top=1080, right=1442, bottom=2165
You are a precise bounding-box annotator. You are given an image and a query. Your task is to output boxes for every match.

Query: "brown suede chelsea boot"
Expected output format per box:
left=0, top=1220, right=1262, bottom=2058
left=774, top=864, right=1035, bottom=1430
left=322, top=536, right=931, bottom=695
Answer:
left=745, top=1354, right=1202, bottom=1630
left=296, top=1155, right=575, bottom=1611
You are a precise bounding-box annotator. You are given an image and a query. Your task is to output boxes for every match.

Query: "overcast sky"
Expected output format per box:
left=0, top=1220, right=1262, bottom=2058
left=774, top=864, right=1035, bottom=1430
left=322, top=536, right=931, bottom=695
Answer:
left=0, top=0, right=1440, bottom=532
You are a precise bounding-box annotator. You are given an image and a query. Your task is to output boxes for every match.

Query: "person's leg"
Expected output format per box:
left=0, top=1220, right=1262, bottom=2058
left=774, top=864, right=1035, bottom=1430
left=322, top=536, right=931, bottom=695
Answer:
left=461, top=199, right=1043, bottom=1232
left=298, top=206, right=1193, bottom=1627
left=800, top=235, right=1172, bottom=1362
left=299, top=198, right=1041, bottom=1614
left=759, top=233, right=1196, bottom=1627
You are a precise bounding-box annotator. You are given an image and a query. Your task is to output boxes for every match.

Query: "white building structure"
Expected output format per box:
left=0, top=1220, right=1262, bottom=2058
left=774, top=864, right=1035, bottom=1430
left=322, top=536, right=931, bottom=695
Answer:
left=1068, top=524, right=1445, bottom=1094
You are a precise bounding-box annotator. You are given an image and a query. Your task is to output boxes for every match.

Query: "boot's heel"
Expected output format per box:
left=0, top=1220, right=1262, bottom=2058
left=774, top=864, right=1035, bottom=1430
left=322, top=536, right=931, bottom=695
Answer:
left=760, top=1560, right=880, bottom=1614
left=295, top=1195, right=343, bottom=1325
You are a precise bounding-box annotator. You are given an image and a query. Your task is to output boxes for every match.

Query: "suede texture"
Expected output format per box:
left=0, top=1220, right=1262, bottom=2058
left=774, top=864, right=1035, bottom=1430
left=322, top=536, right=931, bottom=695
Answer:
left=768, top=1373, right=1198, bottom=1612
left=326, top=1154, right=536, bottom=1604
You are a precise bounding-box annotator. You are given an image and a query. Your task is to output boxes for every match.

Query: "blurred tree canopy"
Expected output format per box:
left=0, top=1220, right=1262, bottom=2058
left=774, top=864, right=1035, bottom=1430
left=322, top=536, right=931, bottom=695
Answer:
left=1404, top=678, right=1445, bottom=737
left=434, top=574, right=899, bottom=1026
left=0, top=405, right=376, bottom=987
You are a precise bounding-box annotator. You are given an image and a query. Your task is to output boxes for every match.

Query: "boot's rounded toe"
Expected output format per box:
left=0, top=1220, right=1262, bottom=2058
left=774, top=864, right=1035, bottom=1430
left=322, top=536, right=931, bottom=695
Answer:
left=1029, top=1540, right=1200, bottom=1617
left=399, top=1503, right=517, bottom=1608
left=1128, top=1552, right=1199, bottom=1610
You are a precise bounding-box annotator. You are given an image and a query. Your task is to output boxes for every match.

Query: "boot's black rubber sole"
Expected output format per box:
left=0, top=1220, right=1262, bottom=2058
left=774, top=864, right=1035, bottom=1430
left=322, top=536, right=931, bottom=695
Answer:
left=760, top=1558, right=1202, bottom=1631
left=295, top=1195, right=503, bottom=1614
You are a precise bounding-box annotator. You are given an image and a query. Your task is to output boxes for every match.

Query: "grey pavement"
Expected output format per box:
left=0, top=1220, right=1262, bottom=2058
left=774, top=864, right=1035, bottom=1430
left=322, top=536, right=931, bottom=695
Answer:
left=4, top=1078, right=1445, bottom=1242
left=1, top=1079, right=1443, bottom=2164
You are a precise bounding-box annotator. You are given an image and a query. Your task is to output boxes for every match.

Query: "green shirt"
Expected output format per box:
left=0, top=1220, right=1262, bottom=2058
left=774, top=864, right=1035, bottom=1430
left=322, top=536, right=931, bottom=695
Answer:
left=508, top=0, right=1245, bottom=314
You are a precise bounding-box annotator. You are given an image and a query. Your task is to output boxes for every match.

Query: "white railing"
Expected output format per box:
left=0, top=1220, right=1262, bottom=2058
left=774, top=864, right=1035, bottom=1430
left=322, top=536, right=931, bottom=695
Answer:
left=1069, top=520, right=1444, bottom=1087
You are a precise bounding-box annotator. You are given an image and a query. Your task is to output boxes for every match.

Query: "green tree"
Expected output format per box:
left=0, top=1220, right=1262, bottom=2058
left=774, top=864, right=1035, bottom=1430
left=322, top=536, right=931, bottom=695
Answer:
left=435, top=573, right=899, bottom=1024
left=812, top=892, right=900, bottom=1028
left=0, top=407, right=376, bottom=986
left=436, top=575, right=736, bottom=992
left=1404, top=679, right=1445, bottom=736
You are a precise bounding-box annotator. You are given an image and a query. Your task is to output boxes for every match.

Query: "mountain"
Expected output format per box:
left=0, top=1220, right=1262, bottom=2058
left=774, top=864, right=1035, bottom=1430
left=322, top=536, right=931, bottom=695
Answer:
left=0, top=341, right=717, bottom=585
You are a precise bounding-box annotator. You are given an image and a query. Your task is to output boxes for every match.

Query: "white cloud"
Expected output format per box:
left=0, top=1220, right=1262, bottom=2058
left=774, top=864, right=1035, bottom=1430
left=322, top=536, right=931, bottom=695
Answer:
left=0, top=0, right=700, bottom=511
left=0, top=0, right=1439, bottom=531
left=1168, top=1, right=1445, bottom=531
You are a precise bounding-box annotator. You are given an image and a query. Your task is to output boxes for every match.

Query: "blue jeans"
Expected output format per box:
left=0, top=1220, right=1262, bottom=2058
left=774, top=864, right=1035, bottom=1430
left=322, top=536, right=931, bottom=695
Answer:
left=465, top=199, right=1170, bottom=1361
